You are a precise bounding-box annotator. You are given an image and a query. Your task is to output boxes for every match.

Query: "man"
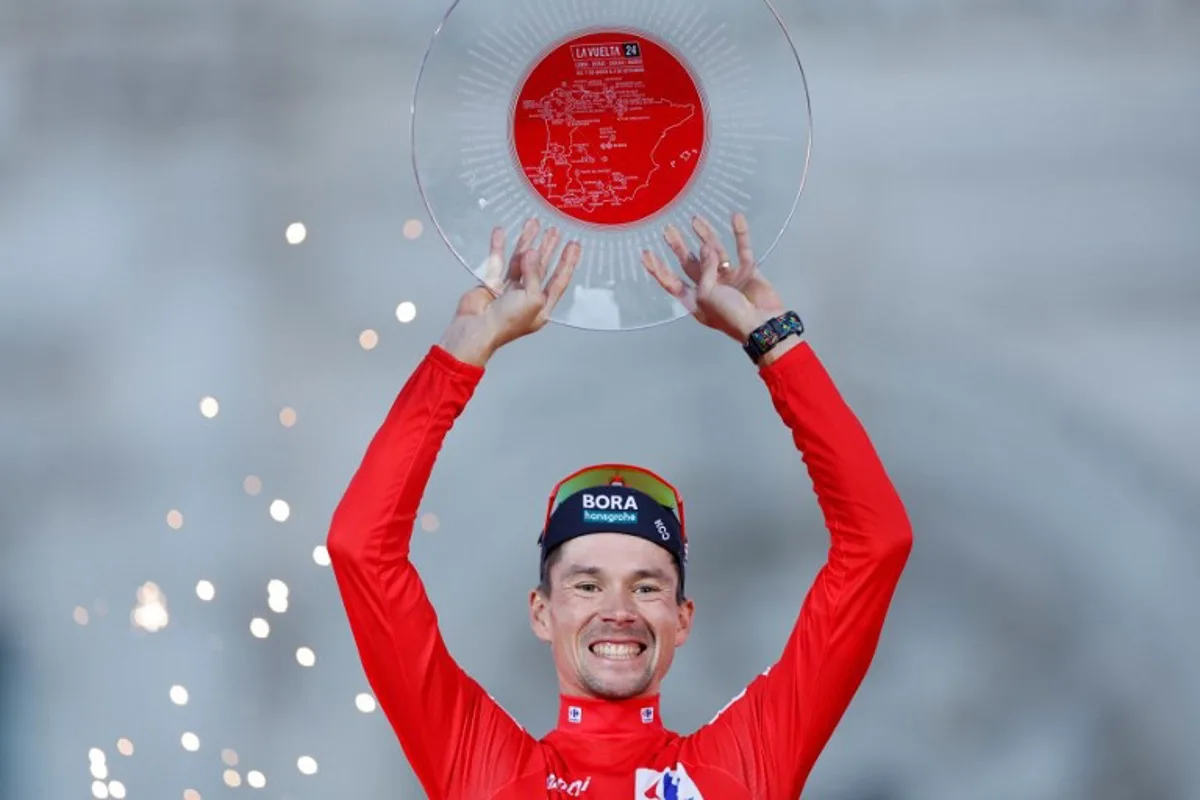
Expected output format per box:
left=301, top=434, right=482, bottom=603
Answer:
left=327, top=213, right=913, bottom=800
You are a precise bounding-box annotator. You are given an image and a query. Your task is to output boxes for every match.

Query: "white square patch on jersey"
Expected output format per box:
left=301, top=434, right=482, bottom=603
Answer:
left=634, top=762, right=703, bottom=800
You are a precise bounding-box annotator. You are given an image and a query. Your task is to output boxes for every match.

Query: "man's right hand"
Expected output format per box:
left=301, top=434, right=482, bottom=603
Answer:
left=439, top=218, right=581, bottom=367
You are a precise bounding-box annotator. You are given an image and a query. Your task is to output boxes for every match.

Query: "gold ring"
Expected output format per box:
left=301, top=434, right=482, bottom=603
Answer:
left=718, top=260, right=732, bottom=271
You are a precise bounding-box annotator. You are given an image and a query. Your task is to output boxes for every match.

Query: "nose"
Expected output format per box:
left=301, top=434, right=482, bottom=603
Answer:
left=598, top=590, right=639, bottom=625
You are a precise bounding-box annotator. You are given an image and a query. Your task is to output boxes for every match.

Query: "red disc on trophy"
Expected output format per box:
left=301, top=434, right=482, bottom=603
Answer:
left=511, top=31, right=707, bottom=227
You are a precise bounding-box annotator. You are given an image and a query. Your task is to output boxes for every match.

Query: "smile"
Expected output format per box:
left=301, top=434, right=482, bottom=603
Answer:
left=589, top=641, right=647, bottom=660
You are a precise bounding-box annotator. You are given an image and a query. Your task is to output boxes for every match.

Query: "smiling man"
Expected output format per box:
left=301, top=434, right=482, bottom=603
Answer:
left=327, top=214, right=913, bottom=800
left=532, top=468, right=693, bottom=704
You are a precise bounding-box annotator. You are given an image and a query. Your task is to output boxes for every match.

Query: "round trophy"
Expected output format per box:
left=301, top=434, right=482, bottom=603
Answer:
left=413, top=0, right=811, bottom=330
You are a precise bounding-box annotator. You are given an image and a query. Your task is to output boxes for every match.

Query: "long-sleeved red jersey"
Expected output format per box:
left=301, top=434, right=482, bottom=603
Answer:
left=327, top=342, right=912, bottom=800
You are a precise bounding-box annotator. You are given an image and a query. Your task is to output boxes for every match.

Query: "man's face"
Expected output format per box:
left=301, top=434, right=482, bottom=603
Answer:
left=529, top=533, right=694, bottom=701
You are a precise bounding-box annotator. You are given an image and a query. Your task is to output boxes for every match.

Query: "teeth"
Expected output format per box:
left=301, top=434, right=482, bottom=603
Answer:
left=591, top=643, right=642, bottom=659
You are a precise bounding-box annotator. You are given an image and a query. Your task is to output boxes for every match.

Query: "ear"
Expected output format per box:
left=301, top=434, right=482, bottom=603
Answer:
left=674, top=597, right=696, bottom=648
left=529, top=588, right=553, bottom=643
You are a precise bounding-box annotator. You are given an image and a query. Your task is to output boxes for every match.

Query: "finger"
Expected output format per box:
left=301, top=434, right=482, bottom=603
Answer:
left=730, top=212, right=756, bottom=287
left=536, top=227, right=561, bottom=283
left=643, top=250, right=698, bottom=314
left=697, top=243, right=721, bottom=298
left=543, top=240, right=581, bottom=311
left=506, top=218, right=541, bottom=284
left=482, top=226, right=506, bottom=294
left=663, top=225, right=696, bottom=273
left=519, top=248, right=542, bottom=296
left=691, top=215, right=730, bottom=264
left=642, top=250, right=688, bottom=299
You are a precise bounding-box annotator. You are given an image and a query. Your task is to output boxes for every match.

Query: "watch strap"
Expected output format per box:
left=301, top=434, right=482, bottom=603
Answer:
left=743, top=311, right=804, bottom=364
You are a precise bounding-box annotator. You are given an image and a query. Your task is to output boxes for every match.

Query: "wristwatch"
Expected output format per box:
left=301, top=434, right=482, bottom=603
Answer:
left=743, top=311, right=804, bottom=364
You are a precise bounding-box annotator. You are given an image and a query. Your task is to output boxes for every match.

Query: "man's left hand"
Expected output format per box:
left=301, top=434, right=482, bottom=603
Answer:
left=642, top=212, right=788, bottom=344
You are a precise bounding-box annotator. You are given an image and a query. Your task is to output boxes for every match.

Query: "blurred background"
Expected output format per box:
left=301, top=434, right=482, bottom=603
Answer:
left=2, top=0, right=1198, bottom=798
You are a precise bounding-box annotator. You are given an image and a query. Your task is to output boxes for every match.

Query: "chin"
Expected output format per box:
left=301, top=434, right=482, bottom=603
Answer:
left=579, top=662, right=658, bottom=700
left=586, top=677, right=653, bottom=701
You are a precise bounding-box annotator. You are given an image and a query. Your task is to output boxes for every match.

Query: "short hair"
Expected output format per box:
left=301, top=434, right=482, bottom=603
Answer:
left=539, top=544, right=686, bottom=604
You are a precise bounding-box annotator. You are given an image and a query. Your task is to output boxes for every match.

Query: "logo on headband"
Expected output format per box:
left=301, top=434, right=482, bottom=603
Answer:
left=581, top=492, right=639, bottom=526
left=583, top=510, right=637, bottom=525
left=582, top=493, right=638, bottom=511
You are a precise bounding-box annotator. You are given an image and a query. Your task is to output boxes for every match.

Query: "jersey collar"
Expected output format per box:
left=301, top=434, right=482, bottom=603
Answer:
left=556, top=694, right=664, bottom=734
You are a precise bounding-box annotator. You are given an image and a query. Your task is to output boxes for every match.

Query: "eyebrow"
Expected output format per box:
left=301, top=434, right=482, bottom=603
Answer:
left=560, top=564, right=674, bottom=583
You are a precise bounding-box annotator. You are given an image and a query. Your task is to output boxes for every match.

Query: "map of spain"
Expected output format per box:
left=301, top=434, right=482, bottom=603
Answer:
left=513, top=81, right=704, bottom=225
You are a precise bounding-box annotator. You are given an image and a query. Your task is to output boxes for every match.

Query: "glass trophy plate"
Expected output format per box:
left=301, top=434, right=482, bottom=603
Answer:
left=413, top=0, right=811, bottom=330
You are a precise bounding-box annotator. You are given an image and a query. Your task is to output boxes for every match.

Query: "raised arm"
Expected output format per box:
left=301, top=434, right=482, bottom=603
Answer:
left=327, top=346, right=533, bottom=798
left=689, top=340, right=912, bottom=798
left=644, top=213, right=912, bottom=799
left=327, top=219, right=580, bottom=799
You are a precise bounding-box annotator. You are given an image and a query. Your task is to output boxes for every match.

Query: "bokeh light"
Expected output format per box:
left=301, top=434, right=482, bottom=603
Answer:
left=359, top=329, right=379, bottom=350
left=250, top=618, right=270, bottom=638
left=116, top=738, right=134, bottom=756
left=312, top=545, right=331, bottom=567
left=285, top=222, right=307, bottom=245
left=223, top=770, right=241, bottom=788
left=166, top=509, right=184, bottom=530
left=396, top=301, right=417, bottom=324
left=296, top=646, right=316, bottom=667
left=297, top=755, right=318, bottom=775
left=74, top=606, right=90, bottom=625
left=180, top=732, right=199, bottom=752
left=243, top=475, right=263, bottom=495
left=279, top=407, right=297, bottom=428
left=269, top=499, right=290, bottom=523
left=169, top=685, right=188, bottom=705
left=267, top=579, right=289, bottom=612
left=247, top=770, right=266, bottom=788
left=355, top=693, right=377, bottom=713
left=199, top=397, right=219, bottom=419
left=131, top=582, right=169, bottom=633
left=195, top=580, right=215, bottom=602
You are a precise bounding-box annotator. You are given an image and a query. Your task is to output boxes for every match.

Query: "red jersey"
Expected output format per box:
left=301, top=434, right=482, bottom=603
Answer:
left=328, top=342, right=912, bottom=800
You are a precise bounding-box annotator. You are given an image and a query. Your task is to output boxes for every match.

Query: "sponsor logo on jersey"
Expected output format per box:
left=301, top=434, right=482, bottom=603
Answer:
left=567, top=705, right=583, bottom=724
left=635, top=763, right=703, bottom=799
left=547, top=772, right=592, bottom=796
left=641, top=706, right=655, bottom=724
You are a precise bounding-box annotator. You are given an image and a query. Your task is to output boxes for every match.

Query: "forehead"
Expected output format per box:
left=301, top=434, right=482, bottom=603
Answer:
left=554, top=533, right=676, bottom=576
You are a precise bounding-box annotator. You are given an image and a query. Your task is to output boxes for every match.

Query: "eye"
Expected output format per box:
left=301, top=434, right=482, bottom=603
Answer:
left=575, top=582, right=601, bottom=593
left=635, top=584, right=662, bottom=594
